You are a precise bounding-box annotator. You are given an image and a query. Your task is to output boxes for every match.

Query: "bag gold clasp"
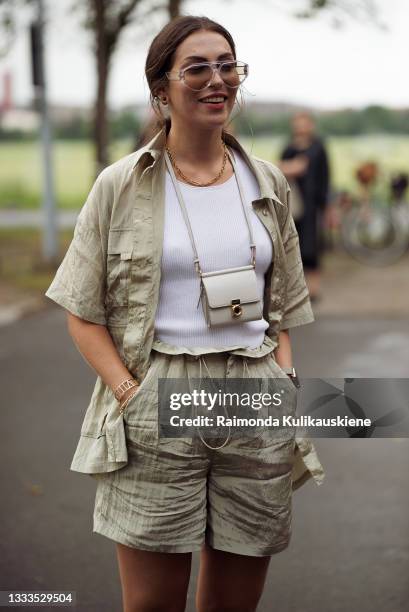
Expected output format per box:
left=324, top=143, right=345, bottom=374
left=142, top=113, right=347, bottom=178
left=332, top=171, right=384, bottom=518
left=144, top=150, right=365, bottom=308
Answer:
left=231, top=299, right=242, bottom=318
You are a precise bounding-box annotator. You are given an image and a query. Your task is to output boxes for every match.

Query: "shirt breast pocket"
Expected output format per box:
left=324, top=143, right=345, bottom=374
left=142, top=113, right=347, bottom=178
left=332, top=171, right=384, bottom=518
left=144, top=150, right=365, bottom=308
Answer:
left=106, top=229, right=134, bottom=306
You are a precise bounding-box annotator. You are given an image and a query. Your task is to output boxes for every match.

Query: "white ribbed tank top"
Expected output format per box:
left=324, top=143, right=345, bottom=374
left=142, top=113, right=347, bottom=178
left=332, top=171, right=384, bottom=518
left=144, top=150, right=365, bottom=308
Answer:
left=153, top=151, right=274, bottom=349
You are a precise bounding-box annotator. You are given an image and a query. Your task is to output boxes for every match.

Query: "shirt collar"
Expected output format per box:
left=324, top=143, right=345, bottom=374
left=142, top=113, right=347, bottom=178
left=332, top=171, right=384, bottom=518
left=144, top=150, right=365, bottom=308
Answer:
left=132, top=126, right=285, bottom=207
left=131, top=127, right=166, bottom=171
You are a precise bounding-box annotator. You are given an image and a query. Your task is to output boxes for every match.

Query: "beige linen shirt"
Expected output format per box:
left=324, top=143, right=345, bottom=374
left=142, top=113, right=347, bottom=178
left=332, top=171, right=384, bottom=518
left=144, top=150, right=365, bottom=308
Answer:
left=45, top=127, right=325, bottom=491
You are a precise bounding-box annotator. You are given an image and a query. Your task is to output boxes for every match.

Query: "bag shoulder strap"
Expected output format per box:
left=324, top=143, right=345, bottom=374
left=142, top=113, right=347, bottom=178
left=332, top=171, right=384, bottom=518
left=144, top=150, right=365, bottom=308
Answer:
left=164, top=147, right=256, bottom=276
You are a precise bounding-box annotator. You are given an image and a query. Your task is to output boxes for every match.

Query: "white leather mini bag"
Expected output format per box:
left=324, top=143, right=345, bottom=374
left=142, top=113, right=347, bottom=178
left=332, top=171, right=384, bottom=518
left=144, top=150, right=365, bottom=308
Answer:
left=165, top=147, right=263, bottom=328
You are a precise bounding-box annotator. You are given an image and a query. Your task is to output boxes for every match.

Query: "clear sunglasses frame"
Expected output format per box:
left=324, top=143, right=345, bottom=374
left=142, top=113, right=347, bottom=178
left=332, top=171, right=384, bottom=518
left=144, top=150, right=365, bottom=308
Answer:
left=165, top=60, right=249, bottom=91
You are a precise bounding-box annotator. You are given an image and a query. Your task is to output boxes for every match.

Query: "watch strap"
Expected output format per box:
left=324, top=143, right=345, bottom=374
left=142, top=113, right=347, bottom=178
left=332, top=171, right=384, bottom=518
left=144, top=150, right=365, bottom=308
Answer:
left=281, top=366, right=295, bottom=375
left=280, top=366, right=301, bottom=389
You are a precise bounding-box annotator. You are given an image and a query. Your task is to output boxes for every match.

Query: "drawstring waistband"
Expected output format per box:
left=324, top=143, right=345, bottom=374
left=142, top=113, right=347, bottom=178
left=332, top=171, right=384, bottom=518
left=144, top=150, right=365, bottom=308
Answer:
left=157, top=349, right=254, bottom=451
left=194, top=353, right=250, bottom=380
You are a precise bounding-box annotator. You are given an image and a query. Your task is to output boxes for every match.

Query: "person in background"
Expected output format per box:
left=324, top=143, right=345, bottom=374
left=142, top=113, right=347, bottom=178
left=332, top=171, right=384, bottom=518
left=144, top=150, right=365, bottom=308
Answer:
left=279, top=111, right=330, bottom=302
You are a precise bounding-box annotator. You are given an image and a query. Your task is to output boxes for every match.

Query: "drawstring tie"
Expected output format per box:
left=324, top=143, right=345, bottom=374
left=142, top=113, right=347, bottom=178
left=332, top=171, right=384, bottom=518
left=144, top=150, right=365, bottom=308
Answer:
left=186, top=354, right=232, bottom=450
left=242, top=356, right=250, bottom=378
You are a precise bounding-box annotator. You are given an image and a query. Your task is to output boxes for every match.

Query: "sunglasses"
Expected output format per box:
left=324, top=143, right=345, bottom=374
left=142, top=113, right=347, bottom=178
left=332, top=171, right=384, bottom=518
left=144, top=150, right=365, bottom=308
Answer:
left=166, top=60, right=249, bottom=92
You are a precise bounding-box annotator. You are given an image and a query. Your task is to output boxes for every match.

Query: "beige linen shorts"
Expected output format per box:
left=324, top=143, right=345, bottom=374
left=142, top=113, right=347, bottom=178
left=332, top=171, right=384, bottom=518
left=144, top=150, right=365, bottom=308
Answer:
left=93, top=345, right=298, bottom=557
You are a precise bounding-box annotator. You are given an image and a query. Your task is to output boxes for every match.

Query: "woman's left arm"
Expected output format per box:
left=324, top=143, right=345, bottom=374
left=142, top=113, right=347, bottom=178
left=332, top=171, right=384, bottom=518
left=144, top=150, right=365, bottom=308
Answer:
left=271, top=174, right=314, bottom=370
left=273, top=329, right=293, bottom=368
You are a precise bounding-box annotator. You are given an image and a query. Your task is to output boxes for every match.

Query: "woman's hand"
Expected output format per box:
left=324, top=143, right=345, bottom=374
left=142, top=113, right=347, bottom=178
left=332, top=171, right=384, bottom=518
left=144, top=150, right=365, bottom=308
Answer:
left=279, top=156, right=309, bottom=179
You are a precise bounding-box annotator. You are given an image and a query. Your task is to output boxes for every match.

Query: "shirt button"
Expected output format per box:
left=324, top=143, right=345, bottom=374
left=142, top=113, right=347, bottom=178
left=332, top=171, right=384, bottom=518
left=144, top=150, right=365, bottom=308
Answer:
left=262, top=207, right=268, bottom=216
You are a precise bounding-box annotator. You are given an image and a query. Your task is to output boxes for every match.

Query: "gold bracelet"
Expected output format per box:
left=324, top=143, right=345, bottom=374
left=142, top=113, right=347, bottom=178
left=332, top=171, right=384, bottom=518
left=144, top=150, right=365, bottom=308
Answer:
left=119, top=386, right=140, bottom=415
left=114, top=377, right=138, bottom=402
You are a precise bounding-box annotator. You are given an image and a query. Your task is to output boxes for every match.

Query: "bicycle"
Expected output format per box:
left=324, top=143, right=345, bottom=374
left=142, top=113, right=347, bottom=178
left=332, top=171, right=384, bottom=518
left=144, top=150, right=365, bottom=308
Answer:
left=340, top=165, right=409, bottom=266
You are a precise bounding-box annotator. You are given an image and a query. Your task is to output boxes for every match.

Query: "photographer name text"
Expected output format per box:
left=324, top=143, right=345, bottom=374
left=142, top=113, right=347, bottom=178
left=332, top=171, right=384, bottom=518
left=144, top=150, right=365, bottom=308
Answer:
left=168, top=415, right=372, bottom=428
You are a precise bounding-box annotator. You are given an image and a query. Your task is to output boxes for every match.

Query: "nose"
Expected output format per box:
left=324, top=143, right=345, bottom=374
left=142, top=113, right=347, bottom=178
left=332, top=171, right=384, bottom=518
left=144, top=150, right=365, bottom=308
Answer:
left=209, top=67, right=224, bottom=87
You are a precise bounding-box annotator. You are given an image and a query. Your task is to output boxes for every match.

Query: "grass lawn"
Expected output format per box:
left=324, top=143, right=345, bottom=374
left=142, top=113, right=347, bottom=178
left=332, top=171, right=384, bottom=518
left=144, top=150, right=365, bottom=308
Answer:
left=0, top=228, right=74, bottom=296
left=1, top=134, right=408, bottom=210
left=0, top=139, right=133, bottom=210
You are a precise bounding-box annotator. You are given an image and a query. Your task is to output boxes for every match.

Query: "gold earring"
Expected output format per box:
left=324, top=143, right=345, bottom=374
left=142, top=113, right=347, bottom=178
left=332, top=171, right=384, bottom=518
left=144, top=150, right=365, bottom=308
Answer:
left=161, top=97, right=168, bottom=105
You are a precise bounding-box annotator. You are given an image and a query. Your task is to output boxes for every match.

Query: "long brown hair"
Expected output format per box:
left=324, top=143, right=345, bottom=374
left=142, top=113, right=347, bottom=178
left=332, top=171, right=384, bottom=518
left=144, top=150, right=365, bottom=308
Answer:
left=145, top=15, right=237, bottom=134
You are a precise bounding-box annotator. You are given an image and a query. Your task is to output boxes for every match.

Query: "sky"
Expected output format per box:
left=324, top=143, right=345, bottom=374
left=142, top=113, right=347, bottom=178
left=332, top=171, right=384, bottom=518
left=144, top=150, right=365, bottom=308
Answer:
left=1, top=0, right=409, bottom=111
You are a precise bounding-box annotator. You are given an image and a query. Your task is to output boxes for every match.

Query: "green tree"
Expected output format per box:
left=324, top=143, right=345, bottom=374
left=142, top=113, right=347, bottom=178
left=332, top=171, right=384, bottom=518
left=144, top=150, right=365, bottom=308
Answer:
left=0, top=0, right=182, bottom=175
left=0, top=0, right=381, bottom=172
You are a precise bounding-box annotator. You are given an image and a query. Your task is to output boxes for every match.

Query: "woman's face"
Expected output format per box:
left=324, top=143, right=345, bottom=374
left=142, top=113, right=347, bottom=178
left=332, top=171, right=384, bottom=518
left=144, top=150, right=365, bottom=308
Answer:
left=161, top=30, right=238, bottom=132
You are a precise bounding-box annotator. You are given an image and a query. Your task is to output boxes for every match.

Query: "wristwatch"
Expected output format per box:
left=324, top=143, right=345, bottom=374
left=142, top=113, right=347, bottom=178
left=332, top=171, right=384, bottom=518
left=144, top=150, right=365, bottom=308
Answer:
left=281, top=366, right=301, bottom=389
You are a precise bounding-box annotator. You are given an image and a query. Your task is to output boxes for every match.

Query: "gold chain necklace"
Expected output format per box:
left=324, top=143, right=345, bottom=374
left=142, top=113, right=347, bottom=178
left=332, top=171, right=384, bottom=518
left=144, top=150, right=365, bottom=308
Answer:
left=165, top=141, right=228, bottom=187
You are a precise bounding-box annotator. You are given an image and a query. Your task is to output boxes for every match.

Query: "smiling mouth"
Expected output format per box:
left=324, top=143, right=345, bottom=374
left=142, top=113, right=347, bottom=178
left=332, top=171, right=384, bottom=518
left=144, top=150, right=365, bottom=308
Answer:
left=198, top=96, right=228, bottom=104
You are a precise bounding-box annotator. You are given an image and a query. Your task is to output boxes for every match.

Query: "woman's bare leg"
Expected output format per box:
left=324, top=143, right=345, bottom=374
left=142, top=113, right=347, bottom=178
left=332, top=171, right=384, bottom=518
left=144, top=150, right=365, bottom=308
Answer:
left=116, top=543, right=192, bottom=612
left=195, top=543, right=271, bottom=612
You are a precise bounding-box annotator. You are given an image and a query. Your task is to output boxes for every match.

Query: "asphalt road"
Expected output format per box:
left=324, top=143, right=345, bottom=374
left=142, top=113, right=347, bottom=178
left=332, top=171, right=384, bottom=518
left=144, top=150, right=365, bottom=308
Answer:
left=0, top=307, right=408, bottom=612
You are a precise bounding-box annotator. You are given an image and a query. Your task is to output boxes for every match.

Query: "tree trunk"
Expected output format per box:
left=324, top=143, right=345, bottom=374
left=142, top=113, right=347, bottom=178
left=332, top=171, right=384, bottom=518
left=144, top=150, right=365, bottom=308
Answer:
left=94, top=0, right=110, bottom=176
left=168, top=0, right=182, bottom=20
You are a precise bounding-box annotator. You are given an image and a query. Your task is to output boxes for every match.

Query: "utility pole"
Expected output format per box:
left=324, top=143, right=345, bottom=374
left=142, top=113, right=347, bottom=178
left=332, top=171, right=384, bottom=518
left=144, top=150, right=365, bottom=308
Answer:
left=30, top=0, right=58, bottom=264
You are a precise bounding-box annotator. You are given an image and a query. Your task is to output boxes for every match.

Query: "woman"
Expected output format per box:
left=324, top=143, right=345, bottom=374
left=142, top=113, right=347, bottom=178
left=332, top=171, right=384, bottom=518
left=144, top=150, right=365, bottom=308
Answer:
left=46, top=16, right=324, bottom=612
left=280, top=111, right=330, bottom=302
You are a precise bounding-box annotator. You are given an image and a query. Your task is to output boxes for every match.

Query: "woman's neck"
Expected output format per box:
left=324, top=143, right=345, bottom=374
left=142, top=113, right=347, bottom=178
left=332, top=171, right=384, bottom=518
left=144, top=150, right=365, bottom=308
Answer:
left=166, top=124, right=225, bottom=164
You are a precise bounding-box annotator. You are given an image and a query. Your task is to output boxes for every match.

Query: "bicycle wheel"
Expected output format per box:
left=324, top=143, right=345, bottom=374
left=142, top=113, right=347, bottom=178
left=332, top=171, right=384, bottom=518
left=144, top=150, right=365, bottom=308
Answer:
left=341, top=205, right=409, bottom=266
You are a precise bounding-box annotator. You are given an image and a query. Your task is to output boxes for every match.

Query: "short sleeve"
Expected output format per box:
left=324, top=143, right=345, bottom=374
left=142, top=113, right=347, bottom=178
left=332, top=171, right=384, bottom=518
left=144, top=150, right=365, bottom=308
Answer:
left=280, top=181, right=315, bottom=331
left=45, top=173, right=110, bottom=325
